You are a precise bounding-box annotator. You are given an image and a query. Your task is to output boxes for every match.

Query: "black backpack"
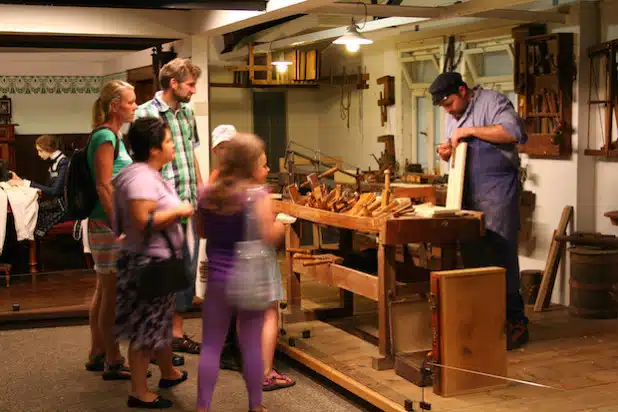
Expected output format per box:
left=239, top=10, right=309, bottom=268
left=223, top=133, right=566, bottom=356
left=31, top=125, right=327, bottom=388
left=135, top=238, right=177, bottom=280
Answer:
left=64, top=126, right=120, bottom=220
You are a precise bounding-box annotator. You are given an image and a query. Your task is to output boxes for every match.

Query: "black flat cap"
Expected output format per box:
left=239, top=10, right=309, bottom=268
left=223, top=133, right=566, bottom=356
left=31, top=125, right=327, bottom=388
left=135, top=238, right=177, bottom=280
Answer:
left=428, top=72, right=465, bottom=105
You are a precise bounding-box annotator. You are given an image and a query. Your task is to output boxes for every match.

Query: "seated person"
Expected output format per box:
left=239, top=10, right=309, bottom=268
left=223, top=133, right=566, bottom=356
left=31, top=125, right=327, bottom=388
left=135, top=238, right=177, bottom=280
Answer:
left=9, top=135, right=69, bottom=237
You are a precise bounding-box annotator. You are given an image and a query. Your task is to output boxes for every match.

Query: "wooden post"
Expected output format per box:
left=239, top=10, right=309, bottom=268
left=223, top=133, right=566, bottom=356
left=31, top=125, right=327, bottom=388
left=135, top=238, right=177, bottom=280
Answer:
left=29, top=240, right=38, bottom=277
left=286, top=223, right=301, bottom=309
left=372, top=243, right=397, bottom=370
left=339, top=229, right=354, bottom=315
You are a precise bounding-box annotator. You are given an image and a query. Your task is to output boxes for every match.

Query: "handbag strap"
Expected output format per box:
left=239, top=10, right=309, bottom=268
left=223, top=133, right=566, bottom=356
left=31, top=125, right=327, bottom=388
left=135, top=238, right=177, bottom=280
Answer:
left=242, top=187, right=263, bottom=242
left=144, top=212, right=180, bottom=258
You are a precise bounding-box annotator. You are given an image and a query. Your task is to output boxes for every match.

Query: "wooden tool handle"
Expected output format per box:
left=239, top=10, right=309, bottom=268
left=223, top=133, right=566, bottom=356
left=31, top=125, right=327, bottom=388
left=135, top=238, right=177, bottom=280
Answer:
left=382, top=169, right=391, bottom=207
left=303, top=259, right=333, bottom=267
left=318, top=167, right=339, bottom=179
left=287, top=248, right=313, bottom=254
left=293, top=253, right=316, bottom=260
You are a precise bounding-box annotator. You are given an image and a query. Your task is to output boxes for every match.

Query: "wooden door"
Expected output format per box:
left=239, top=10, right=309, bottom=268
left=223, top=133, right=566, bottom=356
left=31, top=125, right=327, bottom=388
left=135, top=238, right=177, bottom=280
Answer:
left=127, top=65, right=156, bottom=105
left=252, top=92, right=287, bottom=172
left=134, top=78, right=155, bottom=105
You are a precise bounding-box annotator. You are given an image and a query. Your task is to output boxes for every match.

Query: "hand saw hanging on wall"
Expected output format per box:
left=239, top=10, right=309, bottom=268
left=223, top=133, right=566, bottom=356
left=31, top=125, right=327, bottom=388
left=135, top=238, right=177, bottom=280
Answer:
left=442, top=35, right=462, bottom=73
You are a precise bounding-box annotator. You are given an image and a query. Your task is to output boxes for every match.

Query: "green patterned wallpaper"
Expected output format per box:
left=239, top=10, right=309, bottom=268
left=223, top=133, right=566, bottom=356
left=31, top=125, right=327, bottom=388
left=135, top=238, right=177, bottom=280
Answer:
left=0, top=72, right=128, bottom=95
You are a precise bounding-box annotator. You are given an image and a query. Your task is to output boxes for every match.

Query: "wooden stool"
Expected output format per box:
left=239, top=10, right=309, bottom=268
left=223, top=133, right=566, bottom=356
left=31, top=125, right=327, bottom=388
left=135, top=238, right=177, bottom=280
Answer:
left=1, top=263, right=12, bottom=287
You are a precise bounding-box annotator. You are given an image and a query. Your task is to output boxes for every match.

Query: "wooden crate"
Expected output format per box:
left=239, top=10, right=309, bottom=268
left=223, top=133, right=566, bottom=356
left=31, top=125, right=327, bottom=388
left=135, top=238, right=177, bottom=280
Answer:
left=430, top=266, right=508, bottom=397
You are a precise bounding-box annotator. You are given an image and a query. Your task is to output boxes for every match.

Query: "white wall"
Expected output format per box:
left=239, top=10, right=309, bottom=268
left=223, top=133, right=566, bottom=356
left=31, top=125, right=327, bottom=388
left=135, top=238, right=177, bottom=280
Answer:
left=0, top=54, right=108, bottom=134
left=207, top=66, right=320, bottom=160
left=209, top=68, right=253, bottom=134
left=315, top=45, right=399, bottom=170
left=0, top=40, right=193, bottom=135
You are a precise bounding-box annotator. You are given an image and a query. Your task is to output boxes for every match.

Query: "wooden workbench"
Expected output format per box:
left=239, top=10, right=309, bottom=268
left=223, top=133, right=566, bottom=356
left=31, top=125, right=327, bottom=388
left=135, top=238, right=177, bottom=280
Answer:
left=273, top=199, right=485, bottom=371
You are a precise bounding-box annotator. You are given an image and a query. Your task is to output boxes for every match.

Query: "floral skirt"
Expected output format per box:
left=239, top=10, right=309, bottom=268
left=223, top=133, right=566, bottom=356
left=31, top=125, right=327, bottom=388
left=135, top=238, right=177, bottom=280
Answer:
left=115, top=252, right=175, bottom=351
left=35, top=198, right=66, bottom=237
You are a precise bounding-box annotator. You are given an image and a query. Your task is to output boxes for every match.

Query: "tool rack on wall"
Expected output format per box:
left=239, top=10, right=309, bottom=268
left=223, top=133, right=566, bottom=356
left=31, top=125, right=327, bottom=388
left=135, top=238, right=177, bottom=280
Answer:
left=513, top=32, right=574, bottom=158
left=584, top=39, right=618, bottom=157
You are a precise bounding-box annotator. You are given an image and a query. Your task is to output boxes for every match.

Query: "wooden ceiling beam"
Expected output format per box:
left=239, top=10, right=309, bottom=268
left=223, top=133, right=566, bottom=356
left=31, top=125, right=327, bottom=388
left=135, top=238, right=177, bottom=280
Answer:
left=437, top=0, right=537, bottom=19
left=0, top=4, right=190, bottom=38
left=193, top=0, right=337, bottom=36
left=314, top=3, right=442, bottom=18
left=0, top=34, right=176, bottom=51
left=315, top=2, right=566, bottom=24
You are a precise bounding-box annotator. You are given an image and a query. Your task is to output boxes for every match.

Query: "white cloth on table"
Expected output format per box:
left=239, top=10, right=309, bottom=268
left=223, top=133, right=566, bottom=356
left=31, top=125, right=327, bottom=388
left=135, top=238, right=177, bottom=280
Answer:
left=0, top=182, right=39, bottom=242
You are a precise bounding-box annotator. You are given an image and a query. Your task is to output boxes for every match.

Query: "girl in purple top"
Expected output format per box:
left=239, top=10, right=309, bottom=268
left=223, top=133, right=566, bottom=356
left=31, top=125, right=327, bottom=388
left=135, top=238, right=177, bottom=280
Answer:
left=112, top=117, right=193, bottom=409
left=196, top=133, right=284, bottom=412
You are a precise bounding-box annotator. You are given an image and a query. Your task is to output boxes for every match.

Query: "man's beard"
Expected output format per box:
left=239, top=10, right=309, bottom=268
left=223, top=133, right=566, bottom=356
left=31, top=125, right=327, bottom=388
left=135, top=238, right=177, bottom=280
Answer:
left=174, top=90, right=191, bottom=104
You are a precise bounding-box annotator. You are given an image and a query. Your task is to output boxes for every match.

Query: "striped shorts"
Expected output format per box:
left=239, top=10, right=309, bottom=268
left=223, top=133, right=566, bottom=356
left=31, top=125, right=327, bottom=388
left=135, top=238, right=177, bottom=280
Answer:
left=88, top=219, right=120, bottom=274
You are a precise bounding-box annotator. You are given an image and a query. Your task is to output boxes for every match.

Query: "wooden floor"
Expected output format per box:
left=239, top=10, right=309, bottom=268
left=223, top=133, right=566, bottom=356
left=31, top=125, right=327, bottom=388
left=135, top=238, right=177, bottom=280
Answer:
left=0, top=269, right=95, bottom=321
left=281, top=272, right=618, bottom=412
left=4, top=263, right=618, bottom=411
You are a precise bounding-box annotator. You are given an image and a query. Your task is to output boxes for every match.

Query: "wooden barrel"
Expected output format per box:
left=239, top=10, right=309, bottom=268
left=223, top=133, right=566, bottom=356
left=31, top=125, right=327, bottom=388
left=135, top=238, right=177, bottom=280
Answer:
left=520, top=269, right=543, bottom=305
left=569, top=247, right=618, bottom=319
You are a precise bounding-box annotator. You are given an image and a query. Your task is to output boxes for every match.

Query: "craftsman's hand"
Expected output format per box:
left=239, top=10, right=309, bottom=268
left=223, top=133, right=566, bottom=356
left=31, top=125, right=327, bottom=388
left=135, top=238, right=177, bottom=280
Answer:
left=449, top=127, right=472, bottom=149
left=436, top=140, right=452, bottom=162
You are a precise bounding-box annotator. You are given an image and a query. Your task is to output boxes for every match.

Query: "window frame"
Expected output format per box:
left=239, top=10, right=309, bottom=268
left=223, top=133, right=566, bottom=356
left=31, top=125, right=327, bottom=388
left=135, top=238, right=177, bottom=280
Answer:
left=398, top=36, right=517, bottom=174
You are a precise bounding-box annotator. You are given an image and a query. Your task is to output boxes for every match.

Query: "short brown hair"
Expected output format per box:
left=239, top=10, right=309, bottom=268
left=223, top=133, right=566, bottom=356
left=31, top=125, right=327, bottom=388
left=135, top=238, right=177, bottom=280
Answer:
left=35, top=135, right=59, bottom=153
left=159, top=58, right=202, bottom=89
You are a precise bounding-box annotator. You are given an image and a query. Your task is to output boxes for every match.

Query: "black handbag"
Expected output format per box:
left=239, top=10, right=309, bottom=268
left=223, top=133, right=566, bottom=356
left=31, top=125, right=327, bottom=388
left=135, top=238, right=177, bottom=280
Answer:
left=132, top=213, right=191, bottom=302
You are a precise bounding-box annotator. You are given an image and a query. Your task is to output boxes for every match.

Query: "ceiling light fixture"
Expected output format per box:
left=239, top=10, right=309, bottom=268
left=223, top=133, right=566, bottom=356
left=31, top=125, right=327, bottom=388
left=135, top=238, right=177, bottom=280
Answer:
left=333, top=22, right=373, bottom=52
left=332, top=3, right=372, bottom=53
left=271, top=51, right=292, bottom=73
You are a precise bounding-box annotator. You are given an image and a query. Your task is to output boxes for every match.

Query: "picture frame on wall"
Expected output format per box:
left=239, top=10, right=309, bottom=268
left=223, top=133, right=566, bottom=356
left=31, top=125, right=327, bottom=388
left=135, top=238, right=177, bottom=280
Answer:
left=0, top=95, right=12, bottom=124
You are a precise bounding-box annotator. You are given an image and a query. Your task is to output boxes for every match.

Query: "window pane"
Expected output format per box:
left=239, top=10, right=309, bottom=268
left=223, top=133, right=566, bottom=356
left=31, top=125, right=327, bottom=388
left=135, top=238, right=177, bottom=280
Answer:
left=470, top=50, right=512, bottom=77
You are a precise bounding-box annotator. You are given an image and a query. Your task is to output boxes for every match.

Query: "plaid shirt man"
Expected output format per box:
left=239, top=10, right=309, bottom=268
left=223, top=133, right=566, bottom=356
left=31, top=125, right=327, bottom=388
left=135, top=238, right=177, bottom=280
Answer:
left=135, top=91, right=200, bottom=208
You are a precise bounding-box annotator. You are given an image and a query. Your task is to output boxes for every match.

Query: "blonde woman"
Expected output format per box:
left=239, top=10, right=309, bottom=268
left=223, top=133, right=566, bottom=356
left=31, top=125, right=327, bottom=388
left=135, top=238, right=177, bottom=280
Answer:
left=84, top=80, right=137, bottom=380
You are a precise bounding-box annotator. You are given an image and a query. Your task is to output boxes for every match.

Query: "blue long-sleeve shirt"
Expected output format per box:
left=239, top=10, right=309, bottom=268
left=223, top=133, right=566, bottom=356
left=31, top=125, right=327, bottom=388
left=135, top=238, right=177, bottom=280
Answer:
left=28, top=151, right=69, bottom=197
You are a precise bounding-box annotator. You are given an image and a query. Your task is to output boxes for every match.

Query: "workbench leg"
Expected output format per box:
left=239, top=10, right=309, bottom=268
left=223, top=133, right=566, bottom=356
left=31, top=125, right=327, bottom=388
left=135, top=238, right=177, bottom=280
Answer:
left=312, top=223, right=321, bottom=249
left=286, top=223, right=301, bottom=308
left=440, top=244, right=459, bottom=270
left=372, top=243, right=396, bottom=371
left=338, top=229, right=354, bottom=316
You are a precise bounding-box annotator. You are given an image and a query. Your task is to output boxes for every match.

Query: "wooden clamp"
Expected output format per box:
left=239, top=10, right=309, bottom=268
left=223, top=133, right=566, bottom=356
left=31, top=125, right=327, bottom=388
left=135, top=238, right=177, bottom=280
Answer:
left=377, top=76, right=395, bottom=126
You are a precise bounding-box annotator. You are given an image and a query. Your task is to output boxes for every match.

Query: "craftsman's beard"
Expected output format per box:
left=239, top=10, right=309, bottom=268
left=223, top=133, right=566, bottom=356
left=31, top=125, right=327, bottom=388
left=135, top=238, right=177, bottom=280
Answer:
left=451, top=111, right=465, bottom=120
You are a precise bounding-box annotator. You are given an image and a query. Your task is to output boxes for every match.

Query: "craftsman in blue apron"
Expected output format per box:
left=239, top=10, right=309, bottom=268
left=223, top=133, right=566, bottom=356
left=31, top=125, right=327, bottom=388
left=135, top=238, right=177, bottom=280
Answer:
left=429, top=72, right=529, bottom=351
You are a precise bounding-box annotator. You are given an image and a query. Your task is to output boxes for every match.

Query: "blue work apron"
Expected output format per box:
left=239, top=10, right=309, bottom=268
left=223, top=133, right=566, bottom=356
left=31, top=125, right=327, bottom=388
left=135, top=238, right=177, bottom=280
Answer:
left=447, top=91, right=521, bottom=243
left=447, top=90, right=526, bottom=322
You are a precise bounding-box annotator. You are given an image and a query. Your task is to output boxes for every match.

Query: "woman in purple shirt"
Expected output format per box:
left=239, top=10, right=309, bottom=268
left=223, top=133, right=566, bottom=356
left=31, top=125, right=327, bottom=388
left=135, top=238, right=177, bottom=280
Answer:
left=197, top=133, right=284, bottom=412
left=112, top=117, right=193, bottom=409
